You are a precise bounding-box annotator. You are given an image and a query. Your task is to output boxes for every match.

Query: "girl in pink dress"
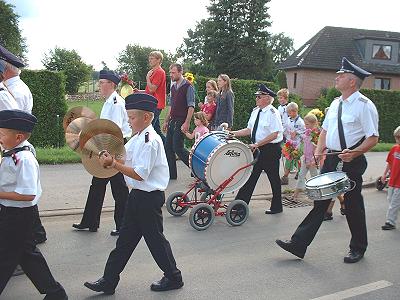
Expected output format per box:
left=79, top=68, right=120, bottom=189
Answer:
left=183, top=112, right=209, bottom=142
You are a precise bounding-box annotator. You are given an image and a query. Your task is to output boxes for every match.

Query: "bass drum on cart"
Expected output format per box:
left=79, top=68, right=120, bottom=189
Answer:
left=189, top=132, right=253, bottom=193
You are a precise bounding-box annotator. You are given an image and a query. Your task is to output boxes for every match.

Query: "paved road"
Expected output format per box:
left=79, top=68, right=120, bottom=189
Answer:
left=3, top=188, right=399, bottom=299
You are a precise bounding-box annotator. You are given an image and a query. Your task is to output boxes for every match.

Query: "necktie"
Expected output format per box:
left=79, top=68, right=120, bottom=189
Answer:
left=251, top=108, right=261, bottom=143
left=337, top=101, right=347, bottom=150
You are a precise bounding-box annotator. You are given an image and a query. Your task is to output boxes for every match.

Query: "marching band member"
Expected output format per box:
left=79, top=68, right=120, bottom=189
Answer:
left=84, top=93, right=183, bottom=295
left=276, top=57, right=379, bottom=263
left=232, top=84, right=284, bottom=214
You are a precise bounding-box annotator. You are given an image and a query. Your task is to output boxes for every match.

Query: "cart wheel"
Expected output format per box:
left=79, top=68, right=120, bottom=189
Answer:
left=189, top=203, right=215, bottom=231
left=166, top=192, right=190, bottom=216
left=375, top=177, right=386, bottom=191
left=225, top=199, right=249, bottom=226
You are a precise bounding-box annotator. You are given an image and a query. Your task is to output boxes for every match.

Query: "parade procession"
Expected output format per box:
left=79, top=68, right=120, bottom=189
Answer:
left=2, top=0, right=400, bottom=299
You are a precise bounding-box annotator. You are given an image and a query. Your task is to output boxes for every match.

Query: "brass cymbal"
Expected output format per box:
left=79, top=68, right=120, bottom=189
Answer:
left=63, top=106, right=97, bottom=131
left=81, top=133, right=126, bottom=178
left=79, top=119, right=123, bottom=150
left=120, top=84, right=134, bottom=99
left=65, top=117, right=93, bottom=153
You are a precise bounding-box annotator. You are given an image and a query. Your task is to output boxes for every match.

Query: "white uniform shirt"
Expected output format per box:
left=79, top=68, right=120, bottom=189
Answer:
left=278, top=103, right=289, bottom=128
left=4, top=76, right=33, bottom=113
left=284, top=115, right=305, bottom=145
left=0, top=82, right=18, bottom=111
left=100, top=91, right=132, bottom=138
left=247, top=105, right=283, bottom=144
left=124, top=124, right=169, bottom=192
left=0, top=141, right=41, bottom=207
left=322, top=91, right=379, bottom=151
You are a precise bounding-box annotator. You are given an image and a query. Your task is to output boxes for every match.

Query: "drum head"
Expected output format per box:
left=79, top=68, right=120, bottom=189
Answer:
left=306, top=171, right=347, bottom=188
left=205, top=140, right=253, bottom=193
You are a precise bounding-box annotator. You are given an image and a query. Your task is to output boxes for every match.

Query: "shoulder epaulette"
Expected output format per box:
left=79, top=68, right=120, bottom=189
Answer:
left=145, top=132, right=149, bottom=143
left=358, top=96, right=368, bottom=103
left=252, top=106, right=258, bottom=111
left=0, top=87, right=4, bottom=92
left=270, top=108, right=275, bottom=113
left=113, top=96, right=117, bottom=104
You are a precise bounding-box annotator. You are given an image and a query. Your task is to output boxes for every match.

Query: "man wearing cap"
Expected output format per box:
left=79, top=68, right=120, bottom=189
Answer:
left=84, top=93, right=183, bottom=295
left=0, top=109, right=68, bottom=299
left=0, top=61, right=18, bottom=110
left=231, top=84, right=284, bottom=214
left=73, top=70, right=131, bottom=236
left=276, top=57, right=379, bottom=264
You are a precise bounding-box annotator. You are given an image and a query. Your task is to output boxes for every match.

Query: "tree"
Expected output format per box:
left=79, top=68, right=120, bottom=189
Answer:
left=0, top=0, right=27, bottom=58
left=179, top=0, right=273, bottom=79
left=268, top=33, right=294, bottom=65
left=42, top=47, right=92, bottom=94
left=117, top=44, right=176, bottom=87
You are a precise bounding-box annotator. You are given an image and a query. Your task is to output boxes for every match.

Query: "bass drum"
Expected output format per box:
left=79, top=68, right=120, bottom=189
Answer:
left=189, top=132, right=253, bottom=193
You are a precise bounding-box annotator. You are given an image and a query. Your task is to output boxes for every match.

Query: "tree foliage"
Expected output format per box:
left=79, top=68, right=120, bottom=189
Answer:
left=117, top=44, right=176, bottom=86
left=42, top=47, right=92, bottom=94
left=179, top=0, right=294, bottom=80
left=0, top=0, right=26, bottom=58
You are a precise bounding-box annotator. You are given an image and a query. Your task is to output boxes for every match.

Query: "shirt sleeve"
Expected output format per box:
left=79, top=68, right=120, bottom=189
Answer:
left=186, top=85, right=195, bottom=107
left=151, top=69, right=164, bottom=88
left=271, top=110, right=284, bottom=133
left=15, top=156, right=39, bottom=195
left=133, top=141, right=158, bottom=181
left=361, top=101, right=379, bottom=138
left=387, top=147, right=395, bottom=165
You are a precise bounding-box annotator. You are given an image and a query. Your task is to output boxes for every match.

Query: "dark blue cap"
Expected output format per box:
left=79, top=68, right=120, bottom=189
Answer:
left=254, top=84, right=277, bottom=97
left=0, top=44, right=25, bottom=68
left=99, top=70, right=121, bottom=85
left=0, top=60, right=5, bottom=73
left=0, top=109, right=37, bottom=133
left=125, top=93, right=157, bottom=113
left=337, top=57, right=371, bottom=80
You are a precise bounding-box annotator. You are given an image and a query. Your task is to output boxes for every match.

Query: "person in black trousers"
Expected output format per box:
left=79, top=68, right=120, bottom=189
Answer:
left=84, top=93, right=183, bottom=295
left=0, top=110, right=67, bottom=299
left=232, top=84, right=284, bottom=214
left=276, top=57, right=379, bottom=263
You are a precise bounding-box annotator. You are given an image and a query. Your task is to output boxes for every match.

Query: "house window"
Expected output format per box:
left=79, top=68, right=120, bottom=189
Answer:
left=293, top=73, right=297, bottom=89
left=372, top=44, right=392, bottom=60
left=374, top=78, right=391, bottom=90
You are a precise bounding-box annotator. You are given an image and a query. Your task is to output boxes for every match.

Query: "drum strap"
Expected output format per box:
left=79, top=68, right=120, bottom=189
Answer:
left=251, top=108, right=261, bottom=143
left=337, top=101, right=347, bottom=150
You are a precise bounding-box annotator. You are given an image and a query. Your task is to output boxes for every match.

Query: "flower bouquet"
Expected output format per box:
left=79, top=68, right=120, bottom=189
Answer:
left=184, top=72, right=195, bottom=84
left=119, top=73, right=136, bottom=99
left=308, top=108, right=324, bottom=123
left=282, top=140, right=303, bottom=171
left=309, top=127, right=321, bottom=146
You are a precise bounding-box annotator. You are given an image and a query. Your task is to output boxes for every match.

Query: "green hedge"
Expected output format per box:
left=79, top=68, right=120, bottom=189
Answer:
left=21, top=70, right=67, bottom=147
left=316, top=87, right=400, bottom=143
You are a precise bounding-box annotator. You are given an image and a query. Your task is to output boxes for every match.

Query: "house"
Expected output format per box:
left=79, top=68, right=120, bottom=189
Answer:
left=278, top=26, right=400, bottom=106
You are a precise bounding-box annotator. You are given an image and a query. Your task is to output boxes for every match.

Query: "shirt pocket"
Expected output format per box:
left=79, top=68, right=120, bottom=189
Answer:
left=341, top=114, right=357, bottom=129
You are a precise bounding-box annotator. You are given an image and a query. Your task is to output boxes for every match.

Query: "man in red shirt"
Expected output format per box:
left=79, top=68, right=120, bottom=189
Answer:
left=144, top=51, right=166, bottom=143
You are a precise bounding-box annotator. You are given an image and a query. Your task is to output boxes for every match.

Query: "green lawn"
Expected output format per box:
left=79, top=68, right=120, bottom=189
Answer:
left=67, top=100, right=104, bottom=117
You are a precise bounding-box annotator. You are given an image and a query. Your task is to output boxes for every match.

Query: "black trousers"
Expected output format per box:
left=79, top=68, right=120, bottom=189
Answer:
left=79, top=172, right=128, bottom=230
left=103, top=189, right=181, bottom=288
left=0, top=205, right=64, bottom=295
left=33, top=205, right=47, bottom=242
left=165, top=119, right=190, bottom=179
left=291, top=153, right=368, bottom=253
left=235, top=143, right=282, bottom=211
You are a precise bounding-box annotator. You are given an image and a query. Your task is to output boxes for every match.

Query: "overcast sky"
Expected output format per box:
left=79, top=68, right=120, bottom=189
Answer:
left=8, top=0, right=400, bottom=70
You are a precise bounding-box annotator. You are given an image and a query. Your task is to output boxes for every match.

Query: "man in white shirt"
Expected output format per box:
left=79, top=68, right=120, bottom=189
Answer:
left=0, top=61, right=18, bottom=110
left=73, top=70, right=131, bottom=236
left=276, top=57, right=379, bottom=264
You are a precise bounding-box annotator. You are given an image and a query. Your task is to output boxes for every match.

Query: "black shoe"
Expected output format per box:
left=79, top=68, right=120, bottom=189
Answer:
left=150, top=276, right=184, bottom=292
left=72, top=223, right=97, bottom=232
left=84, top=278, right=115, bottom=295
left=275, top=239, right=305, bottom=259
left=43, top=288, right=68, bottom=300
left=110, top=229, right=120, bottom=236
left=343, top=250, right=364, bottom=263
left=323, top=212, right=333, bottom=221
left=34, top=236, right=47, bottom=245
left=265, top=209, right=283, bottom=215
left=340, top=207, right=346, bottom=216
left=381, top=222, right=395, bottom=230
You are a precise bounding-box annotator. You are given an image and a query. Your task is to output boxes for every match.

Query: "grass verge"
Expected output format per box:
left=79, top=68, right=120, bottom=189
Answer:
left=37, top=146, right=81, bottom=164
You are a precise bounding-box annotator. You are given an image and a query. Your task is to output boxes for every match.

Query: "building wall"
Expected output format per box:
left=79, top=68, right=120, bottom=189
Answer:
left=285, top=69, right=400, bottom=106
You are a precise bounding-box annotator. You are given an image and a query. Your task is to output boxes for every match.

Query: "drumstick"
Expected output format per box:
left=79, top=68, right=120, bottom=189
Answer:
left=314, top=150, right=364, bottom=156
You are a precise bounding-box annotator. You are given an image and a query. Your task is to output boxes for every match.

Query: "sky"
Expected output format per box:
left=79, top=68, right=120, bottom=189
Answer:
left=8, top=0, right=400, bottom=71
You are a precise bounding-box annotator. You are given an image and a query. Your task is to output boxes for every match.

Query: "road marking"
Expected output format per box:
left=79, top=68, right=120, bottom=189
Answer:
left=310, top=280, right=393, bottom=300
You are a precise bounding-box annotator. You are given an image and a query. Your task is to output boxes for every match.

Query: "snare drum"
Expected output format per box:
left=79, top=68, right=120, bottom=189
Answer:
left=189, top=132, right=253, bottom=193
left=305, top=171, right=352, bottom=201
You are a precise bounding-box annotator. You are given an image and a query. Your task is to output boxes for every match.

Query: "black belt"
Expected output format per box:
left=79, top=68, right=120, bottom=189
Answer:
left=0, top=204, right=36, bottom=211
left=328, top=136, right=365, bottom=152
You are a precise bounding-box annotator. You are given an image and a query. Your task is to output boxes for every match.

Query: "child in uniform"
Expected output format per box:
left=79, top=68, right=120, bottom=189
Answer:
left=0, top=109, right=68, bottom=299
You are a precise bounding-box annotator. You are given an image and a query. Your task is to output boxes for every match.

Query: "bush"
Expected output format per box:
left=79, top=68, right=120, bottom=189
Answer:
left=21, top=70, right=68, bottom=147
left=315, top=87, right=400, bottom=143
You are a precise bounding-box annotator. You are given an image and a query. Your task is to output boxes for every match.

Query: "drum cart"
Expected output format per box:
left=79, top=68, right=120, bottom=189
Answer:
left=166, top=132, right=259, bottom=231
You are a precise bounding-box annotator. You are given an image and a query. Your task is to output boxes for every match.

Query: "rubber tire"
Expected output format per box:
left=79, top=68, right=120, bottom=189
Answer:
left=375, top=177, right=386, bottom=191
left=189, top=203, right=215, bottom=231
left=225, top=199, right=249, bottom=226
left=166, top=192, right=190, bottom=216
